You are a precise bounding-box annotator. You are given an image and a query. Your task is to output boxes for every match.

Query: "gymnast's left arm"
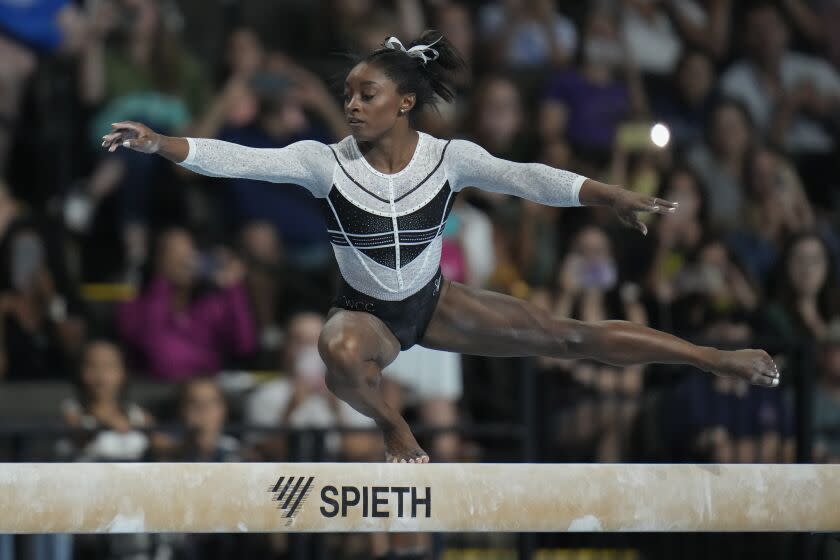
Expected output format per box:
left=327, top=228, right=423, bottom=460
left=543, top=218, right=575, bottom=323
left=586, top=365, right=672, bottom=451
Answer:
left=445, top=139, right=678, bottom=235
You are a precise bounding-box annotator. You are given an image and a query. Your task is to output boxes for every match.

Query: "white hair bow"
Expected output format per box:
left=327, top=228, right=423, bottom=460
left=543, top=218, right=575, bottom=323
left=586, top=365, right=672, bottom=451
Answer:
left=383, top=36, right=441, bottom=65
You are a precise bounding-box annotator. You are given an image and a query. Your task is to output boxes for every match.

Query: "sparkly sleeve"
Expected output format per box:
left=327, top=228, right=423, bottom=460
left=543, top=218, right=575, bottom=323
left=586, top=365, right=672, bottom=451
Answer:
left=444, top=139, right=585, bottom=207
left=178, top=138, right=334, bottom=198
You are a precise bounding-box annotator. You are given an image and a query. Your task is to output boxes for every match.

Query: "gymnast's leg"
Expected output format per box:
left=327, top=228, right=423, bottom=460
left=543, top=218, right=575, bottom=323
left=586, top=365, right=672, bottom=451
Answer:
left=318, top=308, right=429, bottom=463
left=420, top=280, right=780, bottom=386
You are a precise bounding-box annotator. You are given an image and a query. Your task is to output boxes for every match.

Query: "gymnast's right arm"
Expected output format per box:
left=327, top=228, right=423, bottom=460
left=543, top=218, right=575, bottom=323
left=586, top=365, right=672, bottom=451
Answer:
left=100, top=120, right=333, bottom=197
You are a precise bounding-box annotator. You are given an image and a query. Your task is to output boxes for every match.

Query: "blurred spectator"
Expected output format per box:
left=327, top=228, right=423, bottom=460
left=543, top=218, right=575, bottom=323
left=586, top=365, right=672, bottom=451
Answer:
left=244, top=312, right=378, bottom=462
left=190, top=27, right=265, bottom=139
left=477, top=0, right=577, bottom=68
left=813, top=320, right=840, bottom=463
left=462, top=76, right=530, bottom=289
left=663, top=372, right=795, bottom=463
left=685, top=97, right=754, bottom=232
left=0, top=0, right=86, bottom=55
left=238, top=221, right=326, bottom=369
left=0, top=0, right=87, bottom=173
left=466, top=74, right=528, bottom=161
left=536, top=225, right=647, bottom=462
left=76, top=0, right=210, bottom=274
left=744, top=145, right=815, bottom=242
left=720, top=2, right=840, bottom=155
left=646, top=165, right=709, bottom=307
left=764, top=232, right=840, bottom=341
left=416, top=2, right=476, bottom=139
left=206, top=52, right=349, bottom=271
left=316, top=0, right=424, bottom=54
left=619, top=0, right=731, bottom=75
left=153, top=377, right=239, bottom=462
left=0, top=181, right=85, bottom=380
left=117, top=228, right=257, bottom=380
left=0, top=35, right=35, bottom=177
left=651, top=49, right=717, bottom=148
left=433, top=2, right=475, bottom=88
left=662, top=301, right=795, bottom=463
left=61, top=342, right=167, bottom=560
left=80, top=0, right=208, bottom=136
left=668, top=237, right=759, bottom=335
left=540, top=5, right=647, bottom=170
left=660, top=274, right=795, bottom=463
left=817, top=2, right=840, bottom=70
left=513, top=143, right=576, bottom=289
left=774, top=0, right=831, bottom=54
left=58, top=339, right=152, bottom=461
left=727, top=145, right=815, bottom=281
left=137, top=377, right=241, bottom=560
left=515, top=199, right=562, bottom=290
left=240, top=222, right=284, bottom=367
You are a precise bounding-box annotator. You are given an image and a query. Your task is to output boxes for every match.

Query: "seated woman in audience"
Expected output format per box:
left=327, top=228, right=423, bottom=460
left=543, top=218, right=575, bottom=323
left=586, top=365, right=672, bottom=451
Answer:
left=151, top=377, right=240, bottom=462
left=58, top=339, right=152, bottom=461
left=728, top=145, right=817, bottom=281
left=763, top=232, right=840, bottom=341
left=685, top=97, right=755, bottom=233
left=117, top=227, right=257, bottom=380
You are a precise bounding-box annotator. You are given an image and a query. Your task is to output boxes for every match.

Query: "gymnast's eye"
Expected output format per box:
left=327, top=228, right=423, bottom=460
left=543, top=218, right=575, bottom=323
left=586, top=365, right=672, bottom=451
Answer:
left=362, top=94, right=374, bottom=102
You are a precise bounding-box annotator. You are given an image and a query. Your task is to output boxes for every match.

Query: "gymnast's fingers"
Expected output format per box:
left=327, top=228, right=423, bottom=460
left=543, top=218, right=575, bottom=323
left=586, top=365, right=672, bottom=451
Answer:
left=621, top=213, right=647, bottom=236
left=655, top=198, right=679, bottom=211
left=638, top=197, right=679, bottom=213
left=110, top=121, right=142, bottom=133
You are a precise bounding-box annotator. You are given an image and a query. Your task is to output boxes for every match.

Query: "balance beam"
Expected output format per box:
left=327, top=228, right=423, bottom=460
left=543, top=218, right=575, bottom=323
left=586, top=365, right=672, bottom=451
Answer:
left=0, top=463, right=838, bottom=533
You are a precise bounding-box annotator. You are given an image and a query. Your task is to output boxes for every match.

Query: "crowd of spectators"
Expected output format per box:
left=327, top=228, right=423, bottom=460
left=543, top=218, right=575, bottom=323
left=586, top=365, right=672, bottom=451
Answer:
left=2, top=0, right=840, bottom=558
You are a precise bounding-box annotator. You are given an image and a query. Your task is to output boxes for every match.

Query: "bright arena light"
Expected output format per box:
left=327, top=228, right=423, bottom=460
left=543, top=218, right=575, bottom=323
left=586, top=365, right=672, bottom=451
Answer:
left=650, top=123, right=671, bottom=148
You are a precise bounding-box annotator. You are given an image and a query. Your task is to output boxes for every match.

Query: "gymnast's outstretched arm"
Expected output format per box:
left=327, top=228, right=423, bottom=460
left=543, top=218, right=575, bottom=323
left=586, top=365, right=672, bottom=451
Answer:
left=444, top=139, right=678, bottom=235
left=100, top=121, right=334, bottom=197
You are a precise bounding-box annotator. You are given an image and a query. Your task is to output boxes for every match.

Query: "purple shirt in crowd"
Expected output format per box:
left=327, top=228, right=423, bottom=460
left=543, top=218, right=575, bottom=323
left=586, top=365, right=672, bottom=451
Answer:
left=117, top=277, right=257, bottom=380
left=543, top=70, right=629, bottom=152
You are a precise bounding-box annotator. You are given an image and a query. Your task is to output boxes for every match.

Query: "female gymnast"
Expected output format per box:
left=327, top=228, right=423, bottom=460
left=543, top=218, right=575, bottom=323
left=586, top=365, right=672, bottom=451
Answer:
left=102, top=31, right=780, bottom=464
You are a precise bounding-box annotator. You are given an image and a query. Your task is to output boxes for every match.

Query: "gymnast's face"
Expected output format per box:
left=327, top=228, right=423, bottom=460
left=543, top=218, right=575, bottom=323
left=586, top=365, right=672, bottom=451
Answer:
left=344, top=62, right=415, bottom=142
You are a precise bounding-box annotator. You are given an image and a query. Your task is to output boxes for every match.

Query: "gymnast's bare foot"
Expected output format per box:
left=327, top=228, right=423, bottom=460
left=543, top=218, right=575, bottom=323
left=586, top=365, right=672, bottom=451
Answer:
left=709, top=349, right=780, bottom=387
left=384, top=425, right=429, bottom=463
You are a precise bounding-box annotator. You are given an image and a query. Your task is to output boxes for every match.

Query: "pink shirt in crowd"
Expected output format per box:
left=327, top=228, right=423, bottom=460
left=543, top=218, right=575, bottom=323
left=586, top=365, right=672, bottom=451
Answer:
left=117, top=277, right=257, bottom=380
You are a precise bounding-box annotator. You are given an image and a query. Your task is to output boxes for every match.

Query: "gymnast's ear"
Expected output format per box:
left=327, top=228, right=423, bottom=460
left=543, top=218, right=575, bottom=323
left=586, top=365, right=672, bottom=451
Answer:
left=399, top=93, right=416, bottom=116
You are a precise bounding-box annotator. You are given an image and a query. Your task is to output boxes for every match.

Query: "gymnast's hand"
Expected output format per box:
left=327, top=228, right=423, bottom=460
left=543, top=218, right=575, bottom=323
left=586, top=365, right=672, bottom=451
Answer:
left=101, top=121, right=161, bottom=154
left=610, top=189, right=679, bottom=236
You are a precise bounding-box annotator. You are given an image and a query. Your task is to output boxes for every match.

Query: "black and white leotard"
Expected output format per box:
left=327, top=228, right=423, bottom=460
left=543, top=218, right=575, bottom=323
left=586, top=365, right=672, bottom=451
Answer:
left=179, top=132, right=586, bottom=303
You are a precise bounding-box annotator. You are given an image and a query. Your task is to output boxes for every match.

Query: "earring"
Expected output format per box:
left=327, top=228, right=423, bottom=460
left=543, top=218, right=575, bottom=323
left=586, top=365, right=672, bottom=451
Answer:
left=399, top=109, right=405, bottom=115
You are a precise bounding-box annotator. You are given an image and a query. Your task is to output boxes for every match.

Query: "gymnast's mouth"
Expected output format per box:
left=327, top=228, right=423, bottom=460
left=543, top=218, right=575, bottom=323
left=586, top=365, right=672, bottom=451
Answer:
left=347, top=117, right=364, bottom=125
